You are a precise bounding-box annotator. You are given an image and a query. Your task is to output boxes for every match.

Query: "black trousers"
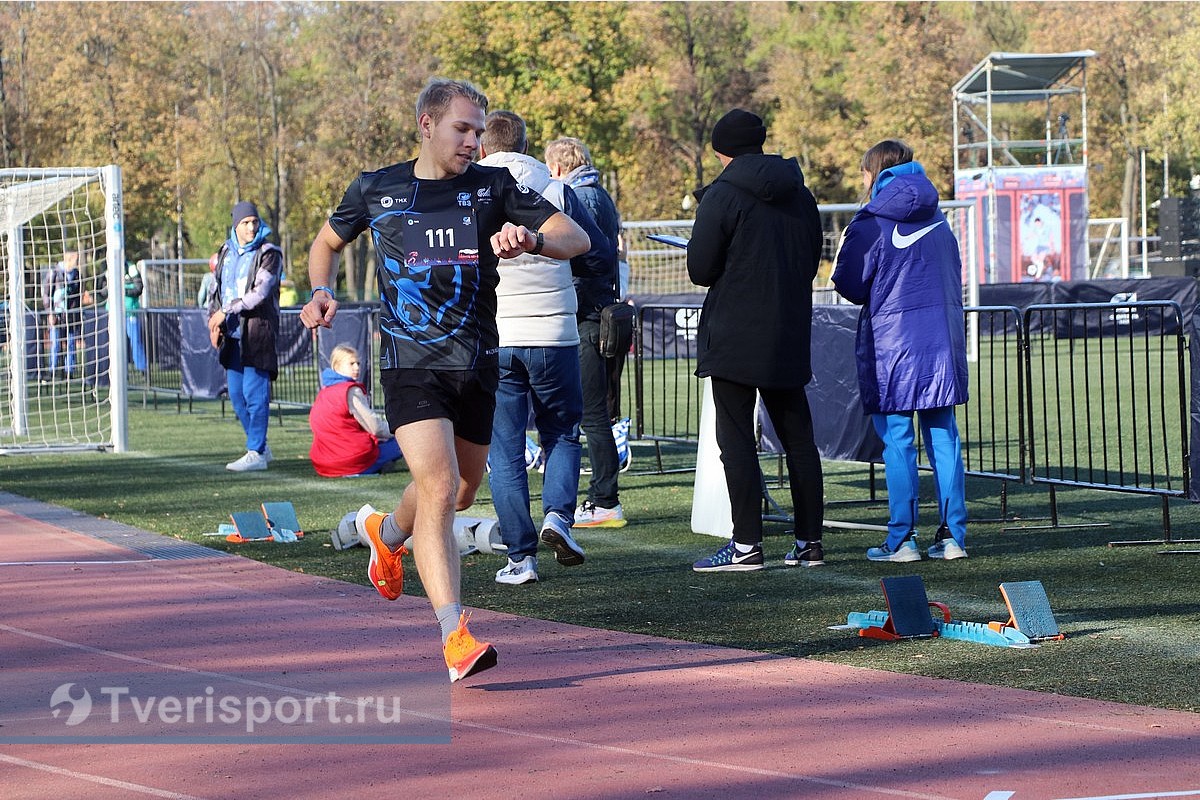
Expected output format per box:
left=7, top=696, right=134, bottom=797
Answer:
left=710, top=377, right=824, bottom=546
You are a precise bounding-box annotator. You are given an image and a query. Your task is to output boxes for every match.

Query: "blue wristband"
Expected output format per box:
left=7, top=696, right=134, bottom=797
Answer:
left=311, top=286, right=334, bottom=299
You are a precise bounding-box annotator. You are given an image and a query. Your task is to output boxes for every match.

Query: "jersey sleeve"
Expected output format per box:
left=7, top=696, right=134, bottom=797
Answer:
left=500, top=171, right=557, bottom=232
left=328, top=175, right=370, bottom=243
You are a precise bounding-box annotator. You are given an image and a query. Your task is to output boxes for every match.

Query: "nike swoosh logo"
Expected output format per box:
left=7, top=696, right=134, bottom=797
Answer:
left=731, top=550, right=759, bottom=563
left=891, top=220, right=944, bottom=249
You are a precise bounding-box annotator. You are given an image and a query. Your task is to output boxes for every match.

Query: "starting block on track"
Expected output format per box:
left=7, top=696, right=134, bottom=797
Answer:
left=834, top=577, right=1063, bottom=648
left=222, top=501, right=305, bottom=543
left=261, top=501, right=305, bottom=538
left=987, top=581, right=1064, bottom=642
left=840, top=576, right=945, bottom=641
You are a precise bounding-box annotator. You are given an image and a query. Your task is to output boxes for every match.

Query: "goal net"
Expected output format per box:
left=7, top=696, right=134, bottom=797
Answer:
left=0, top=166, right=127, bottom=453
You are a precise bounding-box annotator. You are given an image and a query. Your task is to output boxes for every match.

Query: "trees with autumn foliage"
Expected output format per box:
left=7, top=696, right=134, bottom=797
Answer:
left=0, top=1, right=1192, bottom=289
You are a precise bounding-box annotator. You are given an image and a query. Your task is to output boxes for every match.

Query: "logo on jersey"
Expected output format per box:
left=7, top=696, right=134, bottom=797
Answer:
left=457, top=192, right=472, bottom=208
left=516, top=183, right=530, bottom=194
left=381, top=196, right=394, bottom=208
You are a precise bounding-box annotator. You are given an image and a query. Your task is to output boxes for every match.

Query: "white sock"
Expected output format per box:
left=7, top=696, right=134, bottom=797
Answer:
left=734, top=541, right=757, bottom=553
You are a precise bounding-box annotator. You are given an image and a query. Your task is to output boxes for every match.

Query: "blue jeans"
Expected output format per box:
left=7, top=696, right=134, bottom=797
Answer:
left=224, top=339, right=271, bottom=454
left=49, top=324, right=77, bottom=373
left=872, top=408, right=968, bottom=549
left=578, top=320, right=619, bottom=507
left=488, top=346, right=583, bottom=560
left=126, top=313, right=147, bottom=371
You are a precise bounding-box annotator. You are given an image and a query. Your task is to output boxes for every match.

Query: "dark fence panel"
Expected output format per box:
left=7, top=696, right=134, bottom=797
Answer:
left=959, top=306, right=1025, bottom=482
left=1023, top=301, right=1188, bottom=497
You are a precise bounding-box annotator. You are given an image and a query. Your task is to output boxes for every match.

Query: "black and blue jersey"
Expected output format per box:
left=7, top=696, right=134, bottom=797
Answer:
left=330, top=160, right=557, bottom=371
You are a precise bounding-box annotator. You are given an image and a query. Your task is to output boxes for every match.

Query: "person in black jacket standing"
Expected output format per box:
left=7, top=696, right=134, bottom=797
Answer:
left=687, top=109, right=826, bottom=572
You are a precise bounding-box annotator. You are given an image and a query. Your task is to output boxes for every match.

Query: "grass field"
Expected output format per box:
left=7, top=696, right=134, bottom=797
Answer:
left=3, top=399, right=1198, bottom=713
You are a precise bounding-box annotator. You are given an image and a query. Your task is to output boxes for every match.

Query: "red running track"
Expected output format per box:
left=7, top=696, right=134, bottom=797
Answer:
left=1, top=492, right=1199, bottom=800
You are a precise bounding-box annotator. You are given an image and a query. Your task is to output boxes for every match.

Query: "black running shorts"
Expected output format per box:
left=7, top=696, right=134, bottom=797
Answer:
left=381, top=367, right=498, bottom=446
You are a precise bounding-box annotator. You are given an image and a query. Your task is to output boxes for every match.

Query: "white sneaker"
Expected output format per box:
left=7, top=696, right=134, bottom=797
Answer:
left=226, top=450, right=268, bottom=472
left=540, top=513, right=585, bottom=566
left=866, top=537, right=921, bottom=563
left=495, top=555, right=538, bottom=585
left=573, top=500, right=626, bottom=529
left=928, top=538, right=968, bottom=560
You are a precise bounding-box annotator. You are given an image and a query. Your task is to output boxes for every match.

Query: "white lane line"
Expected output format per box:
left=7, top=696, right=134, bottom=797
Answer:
left=0, top=753, right=208, bottom=800
left=0, top=560, right=150, bottom=566
left=1056, top=791, right=1200, bottom=800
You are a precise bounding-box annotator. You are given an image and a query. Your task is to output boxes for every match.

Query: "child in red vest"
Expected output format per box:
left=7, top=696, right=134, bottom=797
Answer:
left=309, top=345, right=402, bottom=477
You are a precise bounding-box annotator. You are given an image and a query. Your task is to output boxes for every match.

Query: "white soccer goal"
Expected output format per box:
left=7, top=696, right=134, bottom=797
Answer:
left=1, top=165, right=127, bottom=453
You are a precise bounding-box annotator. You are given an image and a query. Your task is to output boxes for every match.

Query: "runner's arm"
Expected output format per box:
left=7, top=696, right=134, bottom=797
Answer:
left=490, top=212, right=588, bottom=261
left=301, top=222, right=348, bottom=330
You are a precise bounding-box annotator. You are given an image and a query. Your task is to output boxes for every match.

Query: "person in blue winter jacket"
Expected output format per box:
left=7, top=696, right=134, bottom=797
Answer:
left=832, top=139, right=970, bottom=562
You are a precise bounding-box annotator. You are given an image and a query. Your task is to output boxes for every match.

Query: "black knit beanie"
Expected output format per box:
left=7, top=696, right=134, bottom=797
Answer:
left=711, top=109, right=766, bottom=157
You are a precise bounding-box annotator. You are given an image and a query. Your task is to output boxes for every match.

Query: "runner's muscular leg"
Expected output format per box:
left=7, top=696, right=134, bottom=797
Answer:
left=390, top=418, right=460, bottom=609
left=392, top=436, right=489, bottom=533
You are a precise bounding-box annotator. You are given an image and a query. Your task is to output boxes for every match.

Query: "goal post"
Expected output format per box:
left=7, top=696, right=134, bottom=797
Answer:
left=0, top=165, right=127, bottom=453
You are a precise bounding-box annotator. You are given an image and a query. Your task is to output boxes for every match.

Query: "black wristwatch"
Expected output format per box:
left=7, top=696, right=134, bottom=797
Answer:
left=530, top=230, right=545, bottom=255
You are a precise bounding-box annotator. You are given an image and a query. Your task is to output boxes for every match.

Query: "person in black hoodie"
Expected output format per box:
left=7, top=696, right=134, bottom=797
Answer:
left=687, top=109, right=826, bottom=572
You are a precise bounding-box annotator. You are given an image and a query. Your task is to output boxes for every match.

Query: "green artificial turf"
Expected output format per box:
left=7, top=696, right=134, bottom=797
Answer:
left=3, top=401, right=1198, bottom=712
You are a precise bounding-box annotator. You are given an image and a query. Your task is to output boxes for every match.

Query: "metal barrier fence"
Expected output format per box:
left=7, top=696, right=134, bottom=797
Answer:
left=1021, top=301, right=1190, bottom=543
left=130, top=299, right=1192, bottom=541
left=626, top=299, right=1192, bottom=541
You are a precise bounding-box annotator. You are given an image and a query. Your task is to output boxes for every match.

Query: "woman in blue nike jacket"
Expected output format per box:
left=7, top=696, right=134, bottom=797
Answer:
left=832, top=140, right=970, bottom=562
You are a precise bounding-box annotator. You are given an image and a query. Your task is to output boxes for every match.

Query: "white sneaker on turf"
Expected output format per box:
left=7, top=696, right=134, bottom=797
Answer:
left=226, top=450, right=268, bottom=472
left=927, top=538, right=968, bottom=560
left=495, top=555, right=539, bottom=585
left=540, top=512, right=585, bottom=566
left=866, top=537, right=921, bottom=563
left=573, top=500, right=626, bottom=528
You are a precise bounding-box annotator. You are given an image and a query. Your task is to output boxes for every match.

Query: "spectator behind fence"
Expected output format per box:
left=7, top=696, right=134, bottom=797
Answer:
left=309, top=344, right=402, bottom=478
left=479, top=110, right=606, bottom=585
left=40, top=245, right=84, bottom=382
left=687, top=108, right=826, bottom=573
left=300, top=77, right=590, bottom=683
left=832, top=139, right=969, bottom=562
left=545, top=135, right=633, bottom=470
left=543, top=136, right=627, bottom=528
left=206, top=200, right=282, bottom=473
left=122, top=261, right=147, bottom=373
left=198, top=253, right=218, bottom=308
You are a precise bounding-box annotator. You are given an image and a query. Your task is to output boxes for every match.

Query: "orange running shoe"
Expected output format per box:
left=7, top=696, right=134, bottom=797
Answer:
left=444, top=612, right=497, bottom=683
left=355, top=504, right=406, bottom=600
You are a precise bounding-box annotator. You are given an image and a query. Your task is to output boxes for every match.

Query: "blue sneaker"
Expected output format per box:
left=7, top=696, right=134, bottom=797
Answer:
left=693, top=540, right=764, bottom=572
left=866, top=537, right=921, bottom=563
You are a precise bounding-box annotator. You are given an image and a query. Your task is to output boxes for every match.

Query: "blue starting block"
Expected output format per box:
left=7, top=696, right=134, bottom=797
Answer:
left=835, top=577, right=1064, bottom=649
left=838, top=576, right=945, bottom=641
left=262, top=501, right=305, bottom=538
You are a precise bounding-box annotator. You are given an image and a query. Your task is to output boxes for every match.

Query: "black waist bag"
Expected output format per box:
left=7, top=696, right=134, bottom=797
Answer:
left=599, top=302, right=635, bottom=358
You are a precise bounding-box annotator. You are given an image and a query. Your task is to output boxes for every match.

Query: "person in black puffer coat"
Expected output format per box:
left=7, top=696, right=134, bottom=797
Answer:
left=687, top=108, right=826, bottom=573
